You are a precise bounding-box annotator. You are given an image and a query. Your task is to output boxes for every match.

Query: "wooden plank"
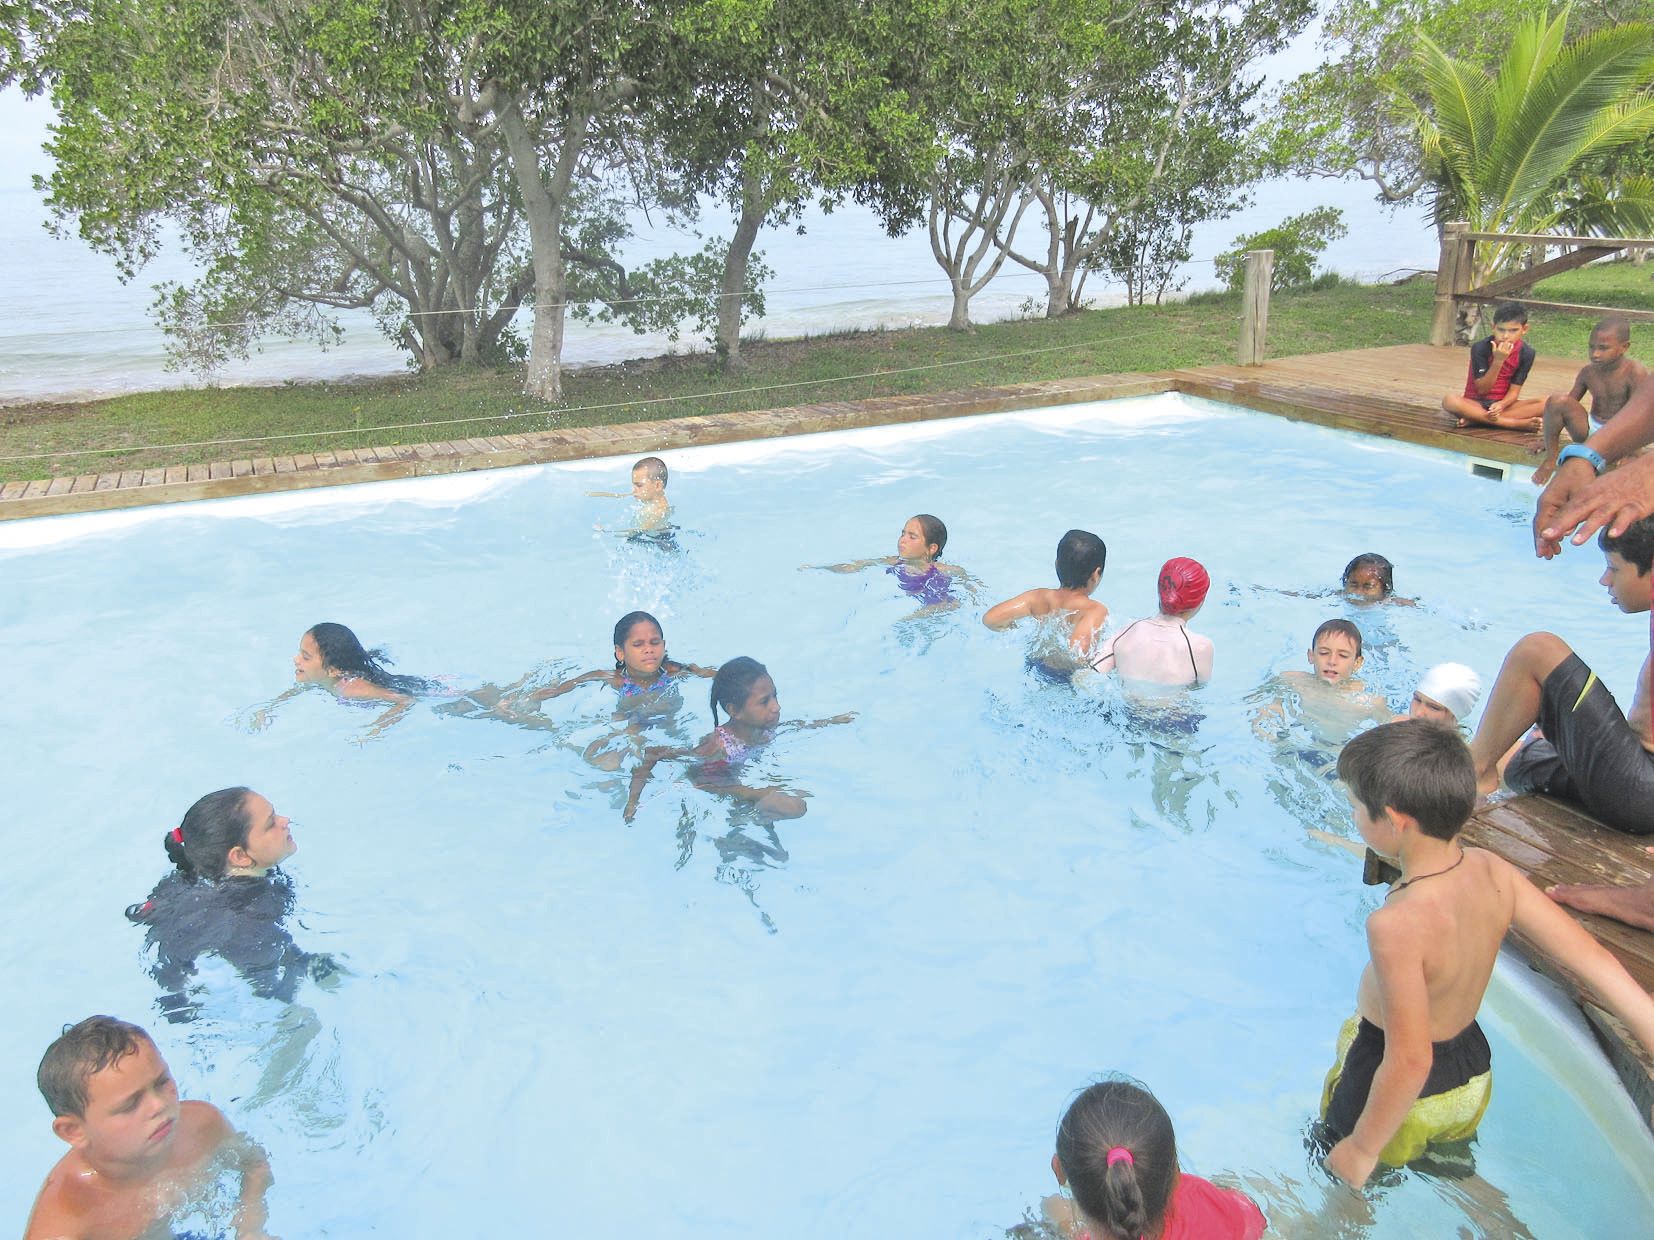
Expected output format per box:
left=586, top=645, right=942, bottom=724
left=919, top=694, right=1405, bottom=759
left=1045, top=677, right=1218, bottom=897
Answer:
left=208, top=461, right=232, bottom=481
left=1461, top=232, right=1640, bottom=247
left=70, top=474, right=100, bottom=493
left=1456, top=294, right=1654, bottom=324
left=0, top=481, right=31, bottom=500
left=186, top=464, right=209, bottom=482
left=163, top=465, right=188, bottom=485
left=23, top=479, right=52, bottom=498
left=1471, top=246, right=1618, bottom=302
left=45, top=476, right=74, bottom=496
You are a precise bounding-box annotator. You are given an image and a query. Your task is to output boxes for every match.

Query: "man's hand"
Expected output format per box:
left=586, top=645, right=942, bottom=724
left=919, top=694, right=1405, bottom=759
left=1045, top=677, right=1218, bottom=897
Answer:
left=1537, top=453, right=1654, bottom=556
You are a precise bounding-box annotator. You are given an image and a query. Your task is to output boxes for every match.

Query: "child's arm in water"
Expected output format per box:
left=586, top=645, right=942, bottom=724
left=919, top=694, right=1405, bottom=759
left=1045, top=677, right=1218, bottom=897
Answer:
left=982, top=589, right=1043, bottom=630
left=217, top=1112, right=277, bottom=1240
left=248, top=685, right=306, bottom=731
left=624, top=742, right=699, bottom=822
left=801, top=557, right=894, bottom=573
left=506, top=669, right=613, bottom=709
left=781, top=712, right=857, bottom=731
left=336, top=677, right=416, bottom=740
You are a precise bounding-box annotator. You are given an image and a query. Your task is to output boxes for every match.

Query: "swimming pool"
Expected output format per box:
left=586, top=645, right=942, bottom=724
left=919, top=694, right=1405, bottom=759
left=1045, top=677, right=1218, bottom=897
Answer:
left=2, top=393, right=1649, bottom=1236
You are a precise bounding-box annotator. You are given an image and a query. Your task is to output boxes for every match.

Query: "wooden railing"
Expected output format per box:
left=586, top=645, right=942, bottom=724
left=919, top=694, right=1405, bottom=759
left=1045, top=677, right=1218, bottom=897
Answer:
left=1430, top=221, right=1654, bottom=345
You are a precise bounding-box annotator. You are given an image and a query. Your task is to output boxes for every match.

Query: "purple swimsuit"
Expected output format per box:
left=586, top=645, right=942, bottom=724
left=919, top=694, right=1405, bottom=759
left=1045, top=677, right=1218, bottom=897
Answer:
left=887, top=563, right=952, bottom=605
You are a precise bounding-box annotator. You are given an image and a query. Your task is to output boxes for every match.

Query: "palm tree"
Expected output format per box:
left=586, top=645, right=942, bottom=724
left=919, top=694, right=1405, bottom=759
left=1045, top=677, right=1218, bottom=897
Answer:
left=1398, top=7, right=1654, bottom=289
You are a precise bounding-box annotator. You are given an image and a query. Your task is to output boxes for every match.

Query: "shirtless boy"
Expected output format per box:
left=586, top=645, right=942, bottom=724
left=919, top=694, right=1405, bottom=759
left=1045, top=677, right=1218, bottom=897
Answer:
left=1322, top=721, right=1654, bottom=1187
left=1443, top=301, right=1542, bottom=430
left=1467, top=515, right=1654, bottom=835
left=983, top=529, right=1109, bottom=667
left=1253, top=619, right=1391, bottom=747
left=1090, top=556, right=1213, bottom=687
left=589, top=456, right=670, bottom=529
left=25, top=1016, right=275, bottom=1240
left=1533, top=316, right=1647, bottom=484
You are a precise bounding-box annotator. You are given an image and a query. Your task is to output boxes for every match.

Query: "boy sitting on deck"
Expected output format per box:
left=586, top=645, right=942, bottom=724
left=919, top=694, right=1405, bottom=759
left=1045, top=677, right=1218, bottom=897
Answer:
left=1532, top=315, right=1647, bottom=485
left=1321, top=720, right=1654, bottom=1187
left=1467, top=515, right=1654, bottom=836
left=1443, top=301, right=1542, bottom=430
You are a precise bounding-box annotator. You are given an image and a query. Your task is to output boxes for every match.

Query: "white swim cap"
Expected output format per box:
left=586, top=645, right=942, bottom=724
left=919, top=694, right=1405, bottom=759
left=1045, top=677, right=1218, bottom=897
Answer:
left=1416, top=662, right=1482, bottom=721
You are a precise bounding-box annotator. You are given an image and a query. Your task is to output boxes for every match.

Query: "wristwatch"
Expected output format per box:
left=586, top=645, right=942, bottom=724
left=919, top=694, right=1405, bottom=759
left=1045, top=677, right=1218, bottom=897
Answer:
left=1557, top=443, right=1606, bottom=475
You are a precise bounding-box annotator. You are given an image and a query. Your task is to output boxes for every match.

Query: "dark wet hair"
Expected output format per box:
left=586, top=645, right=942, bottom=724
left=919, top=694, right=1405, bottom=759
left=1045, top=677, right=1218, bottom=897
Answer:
left=307, top=622, right=434, bottom=694
left=1056, top=529, right=1107, bottom=590
left=1311, top=617, right=1363, bottom=656
left=1595, top=314, right=1631, bottom=345
left=911, top=513, right=948, bottom=559
left=1337, top=718, right=1476, bottom=841
left=1492, top=301, right=1527, bottom=326
left=634, top=456, right=668, bottom=484
left=612, top=610, right=674, bottom=672
left=1056, top=1078, right=1179, bottom=1239
left=1600, top=514, right=1654, bottom=575
left=1341, top=553, right=1394, bottom=596
left=162, top=786, right=256, bottom=881
left=710, top=656, right=769, bottom=726
left=38, top=1016, right=154, bottom=1118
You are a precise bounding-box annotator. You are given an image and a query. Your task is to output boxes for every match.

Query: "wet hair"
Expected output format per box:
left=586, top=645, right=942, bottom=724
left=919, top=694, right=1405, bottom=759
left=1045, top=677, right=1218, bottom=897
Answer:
left=612, top=610, right=676, bottom=672
left=1492, top=301, right=1527, bottom=326
left=1337, top=718, right=1476, bottom=841
left=710, top=656, right=769, bottom=726
left=38, top=1016, right=154, bottom=1118
left=1341, top=552, right=1394, bottom=596
left=1595, top=314, right=1631, bottom=345
left=1055, top=529, right=1107, bottom=590
left=1600, top=514, right=1654, bottom=574
left=911, top=513, right=948, bottom=559
left=162, top=786, right=256, bottom=881
left=306, top=622, right=434, bottom=695
left=1055, top=1078, right=1179, bottom=1239
left=1311, top=617, right=1363, bottom=656
left=633, top=457, right=668, bottom=485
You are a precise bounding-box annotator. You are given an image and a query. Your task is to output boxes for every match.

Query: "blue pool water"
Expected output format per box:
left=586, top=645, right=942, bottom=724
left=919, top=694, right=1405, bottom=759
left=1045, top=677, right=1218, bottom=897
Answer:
left=1, top=394, right=1650, bottom=1236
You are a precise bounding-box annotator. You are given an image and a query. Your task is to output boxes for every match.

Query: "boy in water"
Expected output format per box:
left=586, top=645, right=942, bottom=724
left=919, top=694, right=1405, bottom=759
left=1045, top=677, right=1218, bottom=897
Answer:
left=983, top=529, right=1109, bottom=669
left=1533, top=315, right=1647, bottom=484
left=1442, top=301, right=1542, bottom=430
left=26, top=1015, right=276, bottom=1239
left=589, top=456, right=671, bottom=530
left=1252, top=619, right=1391, bottom=746
left=1322, top=721, right=1654, bottom=1186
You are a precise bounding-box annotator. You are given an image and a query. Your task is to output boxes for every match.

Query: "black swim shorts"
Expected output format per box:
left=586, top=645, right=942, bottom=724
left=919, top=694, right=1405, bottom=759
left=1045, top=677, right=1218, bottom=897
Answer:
left=1503, top=653, right=1654, bottom=835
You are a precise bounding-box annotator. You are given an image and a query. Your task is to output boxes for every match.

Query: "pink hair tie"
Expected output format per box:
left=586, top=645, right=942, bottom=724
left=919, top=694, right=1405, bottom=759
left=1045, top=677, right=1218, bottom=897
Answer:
left=1106, top=1146, right=1133, bottom=1168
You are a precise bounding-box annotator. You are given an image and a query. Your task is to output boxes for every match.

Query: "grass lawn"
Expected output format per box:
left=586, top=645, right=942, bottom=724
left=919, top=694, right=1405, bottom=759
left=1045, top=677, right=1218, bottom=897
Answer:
left=2, top=258, right=1647, bottom=482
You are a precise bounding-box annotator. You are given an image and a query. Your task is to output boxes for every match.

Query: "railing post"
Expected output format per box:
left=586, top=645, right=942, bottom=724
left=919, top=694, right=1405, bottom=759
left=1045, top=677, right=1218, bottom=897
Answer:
left=1238, top=249, right=1273, bottom=366
left=1430, top=221, right=1469, bottom=346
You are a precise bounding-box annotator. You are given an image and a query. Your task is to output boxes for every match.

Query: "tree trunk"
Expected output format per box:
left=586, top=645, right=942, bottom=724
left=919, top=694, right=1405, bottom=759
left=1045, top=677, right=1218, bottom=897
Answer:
left=947, top=279, right=974, bottom=331
left=1043, top=270, right=1071, bottom=318
left=717, top=161, right=768, bottom=372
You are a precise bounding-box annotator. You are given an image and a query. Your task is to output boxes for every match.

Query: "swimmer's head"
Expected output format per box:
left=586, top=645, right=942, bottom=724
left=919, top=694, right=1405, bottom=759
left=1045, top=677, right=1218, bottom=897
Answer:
left=631, top=457, right=668, bottom=501
left=898, top=514, right=947, bottom=562
left=1307, top=618, right=1363, bottom=684
left=1056, top=529, right=1106, bottom=592
left=1156, top=557, right=1209, bottom=616
left=612, top=610, right=667, bottom=676
left=710, top=656, right=777, bottom=728
left=1410, top=663, right=1481, bottom=726
left=301, top=622, right=430, bottom=694
left=1590, top=316, right=1631, bottom=366
left=1337, top=718, right=1476, bottom=842
left=38, top=1016, right=178, bottom=1162
left=1053, top=1077, right=1178, bottom=1240
left=1341, top=553, right=1394, bottom=602
left=162, top=787, right=296, bottom=881
left=37, top=1016, right=156, bottom=1119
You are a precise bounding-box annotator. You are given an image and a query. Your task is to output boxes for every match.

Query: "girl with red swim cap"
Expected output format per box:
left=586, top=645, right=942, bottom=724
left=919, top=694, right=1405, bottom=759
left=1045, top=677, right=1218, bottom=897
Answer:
left=1090, top=557, right=1214, bottom=687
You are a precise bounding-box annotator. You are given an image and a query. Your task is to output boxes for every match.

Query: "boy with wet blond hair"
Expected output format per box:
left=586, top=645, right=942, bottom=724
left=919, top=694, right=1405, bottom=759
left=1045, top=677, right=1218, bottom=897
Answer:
left=1321, top=721, right=1654, bottom=1186
left=26, top=1015, right=276, bottom=1239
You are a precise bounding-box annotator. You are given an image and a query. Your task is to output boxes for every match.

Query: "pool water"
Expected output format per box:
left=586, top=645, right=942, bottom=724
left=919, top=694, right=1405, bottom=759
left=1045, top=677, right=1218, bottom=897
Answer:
left=2, top=394, right=1650, bottom=1237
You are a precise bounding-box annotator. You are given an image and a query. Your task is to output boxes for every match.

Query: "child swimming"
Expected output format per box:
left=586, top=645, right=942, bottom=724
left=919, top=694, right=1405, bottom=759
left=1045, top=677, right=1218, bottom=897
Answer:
left=126, top=787, right=337, bottom=1021
left=588, top=455, right=672, bottom=532
left=1399, top=662, right=1482, bottom=730
left=1041, top=1077, right=1265, bottom=1239
left=804, top=513, right=971, bottom=607
left=25, top=1016, right=275, bottom=1240
left=251, top=621, right=434, bottom=737
left=984, top=529, right=1110, bottom=674
left=1341, top=552, right=1416, bottom=606
left=1252, top=619, right=1393, bottom=752
left=495, top=611, right=716, bottom=769
left=623, top=656, right=853, bottom=822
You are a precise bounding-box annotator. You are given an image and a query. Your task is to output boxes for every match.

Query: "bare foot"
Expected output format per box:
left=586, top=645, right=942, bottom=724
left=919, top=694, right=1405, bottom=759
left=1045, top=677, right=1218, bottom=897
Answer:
left=1547, top=880, right=1654, bottom=932
left=1456, top=416, right=1471, bottom=429
left=1518, top=416, right=1543, bottom=432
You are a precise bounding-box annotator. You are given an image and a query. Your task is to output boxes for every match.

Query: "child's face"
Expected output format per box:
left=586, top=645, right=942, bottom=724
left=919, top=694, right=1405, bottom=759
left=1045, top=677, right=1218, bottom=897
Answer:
left=896, top=519, right=937, bottom=562
left=234, top=792, right=297, bottom=871
left=293, top=632, right=331, bottom=683
left=1342, top=566, right=1388, bottom=603
left=732, top=675, right=782, bottom=729
left=1588, top=328, right=1629, bottom=369
left=1491, top=318, right=1528, bottom=346
left=1408, top=692, right=1456, bottom=727
left=1308, top=633, right=1363, bottom=683
left=56, top=1038, right=180, bottom=1166
left=1600, top=549, right=1652, bottom=613
left=630, top=468, right=665, bottom=502
left=615, top=622, right=666, bottom=677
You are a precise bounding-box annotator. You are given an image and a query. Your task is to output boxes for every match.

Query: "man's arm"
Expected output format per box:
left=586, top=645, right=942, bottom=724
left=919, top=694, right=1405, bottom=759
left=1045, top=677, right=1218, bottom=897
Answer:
left=1326, top=910, right=1434, bottom=1187
left=1533, top=372, right=1654, bottom=555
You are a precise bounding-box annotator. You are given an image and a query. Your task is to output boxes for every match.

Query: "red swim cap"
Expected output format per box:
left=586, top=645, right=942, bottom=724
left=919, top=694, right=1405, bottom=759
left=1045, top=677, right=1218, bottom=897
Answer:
left=1158, top=557, right=1209, bottom=613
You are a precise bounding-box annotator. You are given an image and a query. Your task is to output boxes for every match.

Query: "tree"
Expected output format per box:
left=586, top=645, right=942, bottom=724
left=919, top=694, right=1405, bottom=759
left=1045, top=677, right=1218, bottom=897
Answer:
left=1214, top=207, right=1348, bottom=292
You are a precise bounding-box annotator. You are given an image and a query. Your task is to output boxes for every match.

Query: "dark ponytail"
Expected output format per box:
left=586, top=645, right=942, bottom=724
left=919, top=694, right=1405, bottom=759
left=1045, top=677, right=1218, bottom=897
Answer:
left=709, top=657, right=769, bottom=726
left=1056, top=1078, right=1178, bottom=1240
left=307, top=622, right=435, bottom=695
left=163, top=787, right=255, bottom=881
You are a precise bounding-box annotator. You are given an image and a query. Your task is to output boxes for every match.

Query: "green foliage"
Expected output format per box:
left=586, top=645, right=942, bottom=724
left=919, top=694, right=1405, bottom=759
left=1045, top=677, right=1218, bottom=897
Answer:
left=1215, top=208, right=1349, bottom=292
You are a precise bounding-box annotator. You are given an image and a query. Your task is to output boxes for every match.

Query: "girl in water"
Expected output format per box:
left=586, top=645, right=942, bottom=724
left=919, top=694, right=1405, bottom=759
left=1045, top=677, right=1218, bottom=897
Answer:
left=623, top=656, right=853, bottom=821
left=126, top=787, right=338, bottom=1021
left=251, top=622, right=434, bottom=736
left=805, top=513, right=971, bottom=607
left=1042, top=1078, right=1265, bottom=1240
left=496, top=611, right=715, bottom=769
left=1340, top=552, right=1415, bottom=606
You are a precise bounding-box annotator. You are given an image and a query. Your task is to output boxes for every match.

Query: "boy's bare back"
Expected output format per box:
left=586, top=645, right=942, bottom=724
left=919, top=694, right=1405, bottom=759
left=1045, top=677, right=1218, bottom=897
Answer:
left=1579, top=354, right=1648, bottom=425
left=983, top=587, right=1108, bottom=653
